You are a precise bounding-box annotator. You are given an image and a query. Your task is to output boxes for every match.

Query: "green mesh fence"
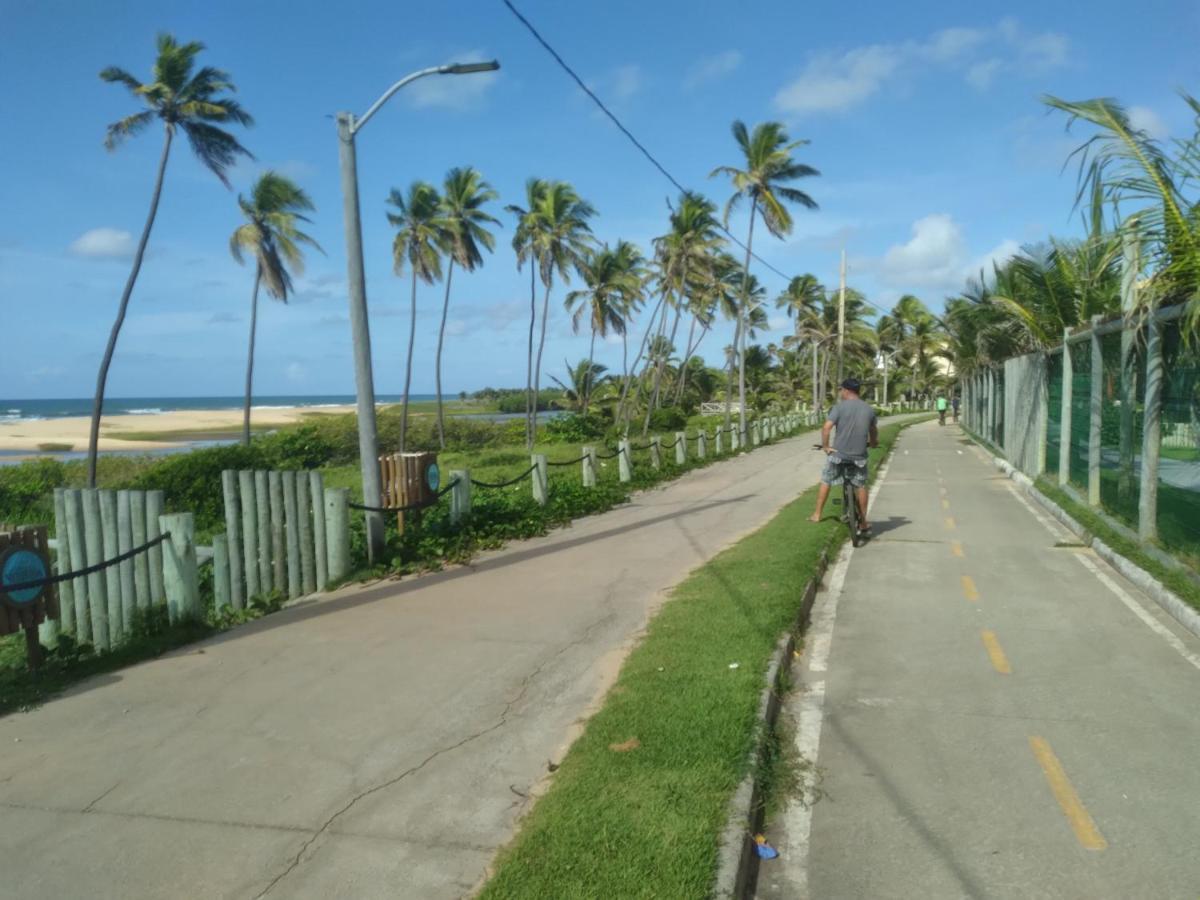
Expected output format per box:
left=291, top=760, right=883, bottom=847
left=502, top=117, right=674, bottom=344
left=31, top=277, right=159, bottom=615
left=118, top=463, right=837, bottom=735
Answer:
left=1046, top=352, right=1063, bottom=476
left=1097, top=330, right=1143, bottom=529
left=995, top=368, right=1006, bottom=449
left=1157, top=322, right=1200, bottom=565
left=1068, top=340, right=1091, bottom=489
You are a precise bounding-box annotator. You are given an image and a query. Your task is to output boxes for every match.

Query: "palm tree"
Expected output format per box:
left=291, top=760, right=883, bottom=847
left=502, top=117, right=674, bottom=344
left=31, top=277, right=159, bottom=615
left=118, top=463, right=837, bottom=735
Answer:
left=387, top=182, right=447, bottom=453
left=508, top=179, right=548, bottom=447
left=229, top=172, right=321, bottom=445
left=711, top=120, right=819, bottom=438
left=435, top=167, right=498, bottom=449
left=564, top=240, right=645, bottom=413
left=550, top=359, right=609, bottom=413
left=508, top=180, right=595, bottom=446
left=89, top=33, right=253, bottom=486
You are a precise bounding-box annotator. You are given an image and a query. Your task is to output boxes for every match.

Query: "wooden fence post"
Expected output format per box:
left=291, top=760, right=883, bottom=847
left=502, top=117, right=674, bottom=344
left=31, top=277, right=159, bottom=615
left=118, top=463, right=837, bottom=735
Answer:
left=220, top=471, right=245, bottom=611
left=116, top=490, right=135, bottom=635
left=650, top=436, right=662, bottom=469
left=449, top=469, right=472, bottom=524
left=81, top=489, right=110, bottom=652
left=697, top=431, right=707, bottom=459
left=99, top=490, right=122, bottom=643
left=130, top=490, right=150, bottom=610
left=310, top=471, right=328, bottom=591
left=65, top=489, right=90, bottom=642
left=325, top=488, right=350, bottom=583
left=269, top=471, right=285, bottom=592
left=618, top=440, right=632, bottom=482
left=296, top=473, right=316, bottom=596
left=531, top=454, right=549, bottom=505
left=581, top=448, right=596, bottom=487
left=160, top=513, right=200, bottom=623
left=146, top=490, right=165, bottom=606
left=674, top=432, right=686, bottom=466
left=238, top=470, right=260, bottom=600
left=282, top=471, right=302, bottom=600
left=255, top=470, right=272, bottom=593
left=213, top=534, right=231, bottom=613
left=52, top=488, right=74, bottom=636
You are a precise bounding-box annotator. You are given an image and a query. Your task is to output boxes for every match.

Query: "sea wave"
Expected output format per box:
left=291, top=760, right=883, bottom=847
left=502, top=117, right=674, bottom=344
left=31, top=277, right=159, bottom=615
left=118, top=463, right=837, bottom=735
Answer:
left=125, top=408, right=165, bottom=415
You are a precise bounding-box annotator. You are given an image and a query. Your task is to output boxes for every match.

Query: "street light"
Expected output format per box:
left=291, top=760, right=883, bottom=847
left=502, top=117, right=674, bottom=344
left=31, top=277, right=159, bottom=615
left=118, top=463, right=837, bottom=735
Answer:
left=335, top=60, right=500, bottom=563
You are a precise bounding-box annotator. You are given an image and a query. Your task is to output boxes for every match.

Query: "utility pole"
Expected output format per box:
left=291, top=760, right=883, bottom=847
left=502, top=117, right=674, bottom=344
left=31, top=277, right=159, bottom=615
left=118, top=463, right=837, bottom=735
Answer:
left=836, top=249, right=847, bottom=386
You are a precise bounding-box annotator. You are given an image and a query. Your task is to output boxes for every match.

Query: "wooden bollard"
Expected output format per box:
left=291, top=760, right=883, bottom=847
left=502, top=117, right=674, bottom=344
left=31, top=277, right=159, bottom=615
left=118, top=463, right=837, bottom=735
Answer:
left=310, top=471, right=328, bottom=590
left=146, top=491, right=165, bottom=606
left=52, top=488, right=75, bottom=636
left=697, top=431, right=707, bottom=459
left=160, top=513, right=200, bottom=623
left=213, top=534, right=231, bottom=613
left=282, top=471, right=301, bottom=600
left=650, top=436, right=662, bottom=469
left=220, top=471, right=245, bottom=610
left=99, top=490, right=122, bottom=643
left=531, top=454, right=548, bottom=506
left=297, top=472, right=316, bottom=596
left=581, top=448, right=597, bottom=487
left=238, top=470, right=260, bottom=601
left=130, top=491, right=150, bottom=610
left=269, top=472, right=285, bottom=592
left=618, top=440, right=632, bottom=482
left=65, top=489, right=91, bottom=641
left=116, top=491, right=135, bottom=635
left=674, top=432, right=686, bottom=466
left=81, top=489, right=110, bottom=651
left=449, top=469, right=471, bottom=524
left=325, top=488, right=350, bottom=583
left=255, top=470, right=272, bottom=593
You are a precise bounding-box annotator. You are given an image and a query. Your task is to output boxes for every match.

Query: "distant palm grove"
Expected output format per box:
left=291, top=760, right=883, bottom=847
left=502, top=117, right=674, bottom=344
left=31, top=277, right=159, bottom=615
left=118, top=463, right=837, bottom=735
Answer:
left=87, top=34, right=1200, bottom=481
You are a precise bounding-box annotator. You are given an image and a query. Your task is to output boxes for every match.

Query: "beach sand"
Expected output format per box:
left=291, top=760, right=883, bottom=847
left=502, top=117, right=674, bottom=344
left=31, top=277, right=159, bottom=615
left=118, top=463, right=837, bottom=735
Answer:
left=0, top=405, right=354, bottom=452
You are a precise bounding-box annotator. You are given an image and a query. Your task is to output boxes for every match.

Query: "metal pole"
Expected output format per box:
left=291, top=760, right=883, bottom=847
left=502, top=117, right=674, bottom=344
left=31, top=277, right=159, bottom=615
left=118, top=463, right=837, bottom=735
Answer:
left=837, top=249, right=846, bottom=385
left=336, top=112, right=385, bottom=564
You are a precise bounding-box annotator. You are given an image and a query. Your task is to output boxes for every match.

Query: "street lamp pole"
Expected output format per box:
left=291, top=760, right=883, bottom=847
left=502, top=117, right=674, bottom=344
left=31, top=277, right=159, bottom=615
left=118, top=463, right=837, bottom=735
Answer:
left=335, top=60, right=499, bottom=563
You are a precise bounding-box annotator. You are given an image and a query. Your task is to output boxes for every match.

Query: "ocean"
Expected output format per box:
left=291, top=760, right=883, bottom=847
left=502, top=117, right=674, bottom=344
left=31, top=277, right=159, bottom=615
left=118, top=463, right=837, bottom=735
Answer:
left=0, top=395, right=435, bottom=423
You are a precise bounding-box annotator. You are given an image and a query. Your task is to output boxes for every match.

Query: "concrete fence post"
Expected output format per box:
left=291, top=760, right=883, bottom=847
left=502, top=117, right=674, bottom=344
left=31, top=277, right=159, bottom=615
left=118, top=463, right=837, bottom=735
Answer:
left=449, top=469, right=472, bottom=524
left=581, top=447, right=597, bottom=487
left=146, top=491, right=165, bottom=607
left=324, top=488, right=350, bottom=584
left=255, top=470, right=272, bottom=593
left=1059, top=331, right=1072, bottom=485
left=116, top=490, right=134, bottom=637
left=159, top=513, right=200, bottom=623
left=296, top=473, right=316, bottom=596
left=81, top=489, right=110, bottom=651
left=714, top=428, right=723, bottom=455
left=64, top=489, right=90, bottom=643
left=618, top=440, right=632, bottom=482
left=220, top=470, right=245, bottom=610
left=282, top=471, right=301, bottom=600
left=674, top=432, right=686, bottom=465
left=1138, top=316, right=1164, bottom=541
left=310, top=471, right=328, bottom=591
left=1088, top=319, right=1103, bottom=506
left=731, top=427, right=740, bottom=452
left=52, top=488, right=74, bottom=636
left=650, top=436, right=662, bottom=469
left=532, top=454, right=549, bottom=505
left=697, top=431, right=707, bottom=459
left=238, top=470, right=260, bottom=600
left=268, top=471, right=285, bottom=592
left=99, top=490, right=122, bottom=643
left=213, top=534, right=231, bottom=613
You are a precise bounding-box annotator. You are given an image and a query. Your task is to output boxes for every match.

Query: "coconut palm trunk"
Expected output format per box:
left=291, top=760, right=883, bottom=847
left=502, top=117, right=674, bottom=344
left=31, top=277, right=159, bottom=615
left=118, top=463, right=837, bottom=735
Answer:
left=584, top=327, right=597, bottom=413
left=531, top=276, right=554, bottom=443
left=526, top=263, right=536, bottom=449
left=242, top=264, right=262, bottom=446
left=87, top=127, right=173, bottom=487
left=400, top=268, right=419, bottom=453
left=737, top=200, right=758, bottom=437
left=638, top=296, right=672, bottom=435
left=434, top=258, right=456, bottom=449
left=617, top=294, right=664, bottom=432
left=673, top=316, right=699, bottom=405
left=724, top=318, right=740, bottom=432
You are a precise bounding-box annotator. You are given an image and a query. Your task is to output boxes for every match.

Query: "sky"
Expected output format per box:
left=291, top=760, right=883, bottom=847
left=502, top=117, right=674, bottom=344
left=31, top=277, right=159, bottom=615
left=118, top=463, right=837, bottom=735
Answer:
left=1, top=0, right=1197, bottom=399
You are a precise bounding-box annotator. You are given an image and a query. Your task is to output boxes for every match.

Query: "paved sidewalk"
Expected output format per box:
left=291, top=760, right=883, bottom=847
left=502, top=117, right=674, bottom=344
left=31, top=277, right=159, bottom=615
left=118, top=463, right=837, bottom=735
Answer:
left=0, top=419, right=915, bottom=899
left=760, top=421, right=1200, bottom=899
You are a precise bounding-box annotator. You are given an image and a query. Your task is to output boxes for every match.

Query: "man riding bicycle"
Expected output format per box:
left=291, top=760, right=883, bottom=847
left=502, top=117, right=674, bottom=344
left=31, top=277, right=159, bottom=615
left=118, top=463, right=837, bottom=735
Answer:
left=809, top=377, right=878, bottom=534
left=936, top=393, right=948, bottom=425
left=951, top=394, right=960, bottom=422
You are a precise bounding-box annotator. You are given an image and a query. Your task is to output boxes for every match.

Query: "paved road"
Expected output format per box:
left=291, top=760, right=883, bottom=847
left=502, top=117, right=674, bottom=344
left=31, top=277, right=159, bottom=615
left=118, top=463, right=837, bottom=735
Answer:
left=759, top=421, right=1200, bottom=899
left=0, top=418, right=917, bottom=899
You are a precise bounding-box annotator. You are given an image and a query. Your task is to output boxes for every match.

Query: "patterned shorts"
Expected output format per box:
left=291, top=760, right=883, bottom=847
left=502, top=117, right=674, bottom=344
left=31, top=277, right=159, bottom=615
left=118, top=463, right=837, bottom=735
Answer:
left=821, top=455, right=869, bottom=488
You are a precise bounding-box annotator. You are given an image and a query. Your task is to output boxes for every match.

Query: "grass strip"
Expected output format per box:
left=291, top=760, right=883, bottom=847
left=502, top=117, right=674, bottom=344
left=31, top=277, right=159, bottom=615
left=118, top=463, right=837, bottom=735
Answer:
left=480, top=421, right=913, bottom=900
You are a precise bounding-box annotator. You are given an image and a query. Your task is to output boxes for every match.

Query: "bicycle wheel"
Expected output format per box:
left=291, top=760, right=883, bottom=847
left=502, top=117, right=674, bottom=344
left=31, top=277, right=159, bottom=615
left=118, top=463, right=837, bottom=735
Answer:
left=845, top=478, right=860, bottom=547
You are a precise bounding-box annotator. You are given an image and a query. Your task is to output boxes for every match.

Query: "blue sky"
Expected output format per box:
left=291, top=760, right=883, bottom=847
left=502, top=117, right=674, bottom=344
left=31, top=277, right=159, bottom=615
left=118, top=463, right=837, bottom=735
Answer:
left=1, top=0, right=1196, bottom=399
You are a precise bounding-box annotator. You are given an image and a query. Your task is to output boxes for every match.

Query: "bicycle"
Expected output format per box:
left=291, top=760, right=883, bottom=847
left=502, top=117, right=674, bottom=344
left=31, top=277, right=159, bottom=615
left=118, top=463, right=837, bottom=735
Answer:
left=815, top=445, right=867, bottom=547
left=938, top=408, right=947, bottom=426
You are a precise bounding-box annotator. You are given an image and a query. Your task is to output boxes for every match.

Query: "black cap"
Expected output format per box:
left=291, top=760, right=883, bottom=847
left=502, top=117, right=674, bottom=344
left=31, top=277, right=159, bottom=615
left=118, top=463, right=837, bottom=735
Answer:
left=840, top=377, right=862, bottom=392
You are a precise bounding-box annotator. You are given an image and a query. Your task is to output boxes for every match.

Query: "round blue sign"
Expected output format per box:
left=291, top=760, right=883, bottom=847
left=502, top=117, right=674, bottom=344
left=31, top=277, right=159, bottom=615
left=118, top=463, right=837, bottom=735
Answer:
left=426, top=462, right=441, bottom=492
left=0, top=547, right=48, bottom=608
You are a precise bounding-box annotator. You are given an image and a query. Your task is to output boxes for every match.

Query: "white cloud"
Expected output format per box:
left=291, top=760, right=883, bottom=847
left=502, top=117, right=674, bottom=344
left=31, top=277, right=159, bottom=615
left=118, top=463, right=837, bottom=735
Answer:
left=1128, top=105, right=1169, bottom=140
left=406, top=51, right=499, bottom=110
left=970, top=239, right=1021, bottom=277
left=774, top=19, right=1069, bottom=116
left=285, top=362, right=306, bottom=383
left=767, top=315, right=791, bottom=332
left=445, top=319, right=468, bottom=337
left=875, top=214, right=1018, bottom=292
left=611, top=64, right=642, bottom=101
left=684, top=50, right=742, bottom=90
left=69, top=227, right=135, bottom=259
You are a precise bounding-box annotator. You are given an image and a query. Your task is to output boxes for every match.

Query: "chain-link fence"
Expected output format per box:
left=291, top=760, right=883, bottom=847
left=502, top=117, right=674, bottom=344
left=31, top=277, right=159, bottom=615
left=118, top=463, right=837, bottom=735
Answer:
left=1158, top=321, right=1200, bottom=565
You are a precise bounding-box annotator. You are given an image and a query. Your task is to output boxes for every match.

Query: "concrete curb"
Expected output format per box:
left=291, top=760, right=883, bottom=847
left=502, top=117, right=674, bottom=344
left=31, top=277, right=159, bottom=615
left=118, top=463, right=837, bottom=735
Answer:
left=711, top=551, right=830, bottom=900
left=990, top=456, right=1200, bottom=642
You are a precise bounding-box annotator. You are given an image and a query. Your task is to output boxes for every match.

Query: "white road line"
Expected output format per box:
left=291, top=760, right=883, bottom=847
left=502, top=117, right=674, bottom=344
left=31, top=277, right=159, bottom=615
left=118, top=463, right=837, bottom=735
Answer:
left=1005, top=484, right=1072, bottom=540
left=1074, top=553, right=1200, bottom=673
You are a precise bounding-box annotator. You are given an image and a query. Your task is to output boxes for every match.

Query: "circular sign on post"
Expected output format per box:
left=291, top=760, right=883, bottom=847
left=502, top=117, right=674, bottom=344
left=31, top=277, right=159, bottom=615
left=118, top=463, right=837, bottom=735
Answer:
left=0, top=546, right=49, bottom=609
left=426, top=462, right=441, bottom=493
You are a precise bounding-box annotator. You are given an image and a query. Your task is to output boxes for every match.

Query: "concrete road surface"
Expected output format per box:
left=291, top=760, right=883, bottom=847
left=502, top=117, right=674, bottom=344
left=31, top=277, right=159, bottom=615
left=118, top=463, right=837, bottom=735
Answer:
left=0, top=418, right=917, bottom=899
left=759, top=421, right=1200, bottom=900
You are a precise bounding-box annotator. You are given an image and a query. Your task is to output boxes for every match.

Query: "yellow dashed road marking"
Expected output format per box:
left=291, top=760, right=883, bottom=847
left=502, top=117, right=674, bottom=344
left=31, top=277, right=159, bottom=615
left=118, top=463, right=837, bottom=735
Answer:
left=941, top=499, right=951, bottom=510
left=961, top=575, right=979, bottom=602
left=1029, top=736, right=1107, bottom=850
left=950, top=540, right=964, bottom=558
left=944, top=517, right=957, bottom=530
left=981, top=630, right=1011, bottom=674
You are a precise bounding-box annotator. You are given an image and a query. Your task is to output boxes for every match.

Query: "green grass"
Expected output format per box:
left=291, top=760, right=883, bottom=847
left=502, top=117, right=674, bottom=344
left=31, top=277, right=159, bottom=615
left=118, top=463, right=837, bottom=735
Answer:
left=35, top=442, right=73, bottom=452
left=1161, top=446, right=1200, bottom=462
left=480, top=421, right=913, bottom=900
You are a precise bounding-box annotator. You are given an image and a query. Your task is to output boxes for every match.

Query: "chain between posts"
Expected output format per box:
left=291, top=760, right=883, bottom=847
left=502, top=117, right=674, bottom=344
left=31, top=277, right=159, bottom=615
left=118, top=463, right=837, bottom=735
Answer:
left=1, top=532, right=171, bottom=594
left=348, top=478, right=461, bottom=514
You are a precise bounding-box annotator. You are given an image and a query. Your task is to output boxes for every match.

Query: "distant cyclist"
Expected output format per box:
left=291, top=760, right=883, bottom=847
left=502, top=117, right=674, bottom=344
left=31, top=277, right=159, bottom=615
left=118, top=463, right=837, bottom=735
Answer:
left=936, top=393, right=948, bottom=425
left=951, top=394, right=960, bottom=423
left=810, top=378, right=878, bottom=534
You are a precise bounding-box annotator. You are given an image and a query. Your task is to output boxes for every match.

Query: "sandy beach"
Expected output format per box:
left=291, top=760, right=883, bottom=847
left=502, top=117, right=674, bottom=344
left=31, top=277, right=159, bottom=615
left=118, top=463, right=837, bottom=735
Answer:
left=0, top=405, right=354, bottom=453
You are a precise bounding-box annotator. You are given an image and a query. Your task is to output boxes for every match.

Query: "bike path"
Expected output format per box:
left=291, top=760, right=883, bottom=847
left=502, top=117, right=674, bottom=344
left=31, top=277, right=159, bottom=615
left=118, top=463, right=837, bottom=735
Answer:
left=760, top=420, right=1200, bottom=899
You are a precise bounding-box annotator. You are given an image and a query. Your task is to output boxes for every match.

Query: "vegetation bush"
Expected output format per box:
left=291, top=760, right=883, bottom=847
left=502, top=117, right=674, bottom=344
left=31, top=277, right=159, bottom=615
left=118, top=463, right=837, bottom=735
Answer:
left=647, top=406, right=688, bottom=431
left=544, top=412, right=608, bottom=443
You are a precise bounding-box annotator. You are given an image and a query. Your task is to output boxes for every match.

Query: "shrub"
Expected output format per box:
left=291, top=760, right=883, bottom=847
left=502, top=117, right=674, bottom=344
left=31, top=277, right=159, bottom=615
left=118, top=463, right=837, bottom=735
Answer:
left=544, top=412, right=608, bottom=443
left=647, top=406, right=688, bottom=431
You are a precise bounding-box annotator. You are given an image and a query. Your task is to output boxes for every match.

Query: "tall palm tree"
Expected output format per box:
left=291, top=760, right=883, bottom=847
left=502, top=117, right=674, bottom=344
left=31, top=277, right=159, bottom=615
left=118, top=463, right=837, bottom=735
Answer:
left=711, top=120, right=819, bottom=437
left=229, top=172, right=321, bottom=445
left=436, top=167, right=498, bottom=448
left=508, top=179, right=548, bottom=447
left=387, top=182, right=447, bottom=453
left=89, top=33, right=253, bottom=485
left=550, top=359, right=610, bottom=413
left=508, top=181, right=595, bottom=446
left=564, top=240, right=645, bottom=413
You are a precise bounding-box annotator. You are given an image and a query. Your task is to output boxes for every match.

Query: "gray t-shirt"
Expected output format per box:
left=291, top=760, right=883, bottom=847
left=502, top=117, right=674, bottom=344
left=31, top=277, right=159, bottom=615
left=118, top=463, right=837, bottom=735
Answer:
left=828, top=398, right=877, bottom=461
